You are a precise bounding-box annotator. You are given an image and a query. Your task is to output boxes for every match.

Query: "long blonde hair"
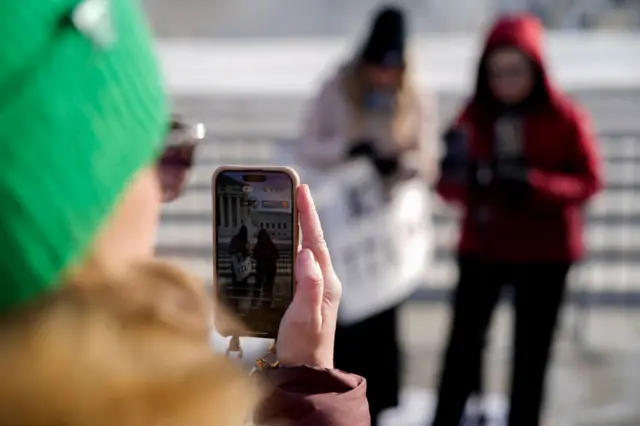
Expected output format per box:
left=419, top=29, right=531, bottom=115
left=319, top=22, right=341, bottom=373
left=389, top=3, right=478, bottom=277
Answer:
left=0, top=260, right=257, bottom=426
left=340, top=57, right=420, bottom=150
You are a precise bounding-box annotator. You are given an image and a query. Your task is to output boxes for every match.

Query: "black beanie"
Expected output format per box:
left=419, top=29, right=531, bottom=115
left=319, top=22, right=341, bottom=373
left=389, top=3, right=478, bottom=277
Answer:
left=360, top=6, right=406, bottom=67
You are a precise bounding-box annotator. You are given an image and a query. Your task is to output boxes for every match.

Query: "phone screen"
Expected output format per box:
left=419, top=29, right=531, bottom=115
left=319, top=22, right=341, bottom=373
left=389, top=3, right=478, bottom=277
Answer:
left=214, top=170, right=295, bottom=337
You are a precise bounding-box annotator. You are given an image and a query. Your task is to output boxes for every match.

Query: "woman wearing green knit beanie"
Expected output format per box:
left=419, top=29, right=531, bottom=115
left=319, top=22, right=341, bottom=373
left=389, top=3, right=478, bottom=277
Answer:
left=0, top=0, right=168, bottom=309
left=0, top=0, right=369, bottom=424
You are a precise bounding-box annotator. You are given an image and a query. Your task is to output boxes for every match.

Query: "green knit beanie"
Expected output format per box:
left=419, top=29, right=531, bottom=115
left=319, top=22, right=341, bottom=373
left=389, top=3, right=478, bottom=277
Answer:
left=0, top=0, right=168, bottom=312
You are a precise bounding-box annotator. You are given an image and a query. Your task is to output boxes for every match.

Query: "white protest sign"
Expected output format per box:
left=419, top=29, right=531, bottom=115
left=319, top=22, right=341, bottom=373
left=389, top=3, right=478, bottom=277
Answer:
left=308, top=159, right=434, bottom=325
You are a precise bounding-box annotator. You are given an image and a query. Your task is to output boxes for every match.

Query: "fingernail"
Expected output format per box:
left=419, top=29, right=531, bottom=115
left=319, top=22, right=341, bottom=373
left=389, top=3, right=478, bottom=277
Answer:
left=299, top=248, right=321, bottom=280
left=303, top=185, right=317, bottom=210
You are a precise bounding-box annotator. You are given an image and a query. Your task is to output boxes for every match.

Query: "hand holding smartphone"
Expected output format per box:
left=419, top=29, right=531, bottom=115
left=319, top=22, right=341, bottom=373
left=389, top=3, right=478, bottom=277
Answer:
left=212, top=166, right=299, bottom=339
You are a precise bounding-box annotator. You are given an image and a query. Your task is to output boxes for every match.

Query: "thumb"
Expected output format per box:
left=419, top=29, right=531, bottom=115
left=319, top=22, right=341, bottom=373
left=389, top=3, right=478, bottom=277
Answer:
left=289, top=248, right=323, bottom=330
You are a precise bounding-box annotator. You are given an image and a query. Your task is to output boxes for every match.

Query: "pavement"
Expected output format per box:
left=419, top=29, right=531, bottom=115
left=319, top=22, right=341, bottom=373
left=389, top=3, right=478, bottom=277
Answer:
left=382, top=304, right=640, bottom=426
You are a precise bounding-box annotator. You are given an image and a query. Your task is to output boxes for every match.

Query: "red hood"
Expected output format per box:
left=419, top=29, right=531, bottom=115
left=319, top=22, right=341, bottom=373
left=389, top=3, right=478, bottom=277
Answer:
left=483, top=13, right=545, bottom=67
left=469, top=13, right=557, bottom=112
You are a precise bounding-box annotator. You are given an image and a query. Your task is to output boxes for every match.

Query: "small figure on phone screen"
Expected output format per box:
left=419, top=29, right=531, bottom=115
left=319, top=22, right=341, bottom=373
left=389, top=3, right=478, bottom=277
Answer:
left=253, top=229, right=280, bottom=308
left=228, top=225, right=251, bottom=302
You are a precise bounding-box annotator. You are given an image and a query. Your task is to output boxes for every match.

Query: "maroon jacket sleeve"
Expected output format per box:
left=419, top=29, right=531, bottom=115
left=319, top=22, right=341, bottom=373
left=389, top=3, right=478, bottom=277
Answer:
left=255, top=366, right=370, bottom=426
left=528, top=106, right=603, bottom=207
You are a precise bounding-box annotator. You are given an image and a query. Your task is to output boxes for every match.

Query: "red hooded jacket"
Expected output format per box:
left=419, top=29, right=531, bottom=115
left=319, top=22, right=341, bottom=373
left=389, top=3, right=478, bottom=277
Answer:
left=436, top=14, right=603, bottom=262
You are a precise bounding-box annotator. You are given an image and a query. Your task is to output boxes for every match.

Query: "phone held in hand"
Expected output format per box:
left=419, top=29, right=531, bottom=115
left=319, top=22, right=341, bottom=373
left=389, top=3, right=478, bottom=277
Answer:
left=211, top=166, right=300, bottom=339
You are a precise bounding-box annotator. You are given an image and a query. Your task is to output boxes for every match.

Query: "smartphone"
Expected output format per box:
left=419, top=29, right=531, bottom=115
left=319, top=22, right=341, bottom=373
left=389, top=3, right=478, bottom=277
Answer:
left=211, top=166, right=299, bottom=338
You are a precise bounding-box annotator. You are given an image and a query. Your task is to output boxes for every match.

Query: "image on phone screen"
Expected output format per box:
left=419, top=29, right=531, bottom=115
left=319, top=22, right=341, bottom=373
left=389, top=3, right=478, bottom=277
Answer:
left=214, top=170, right=295, bottom=337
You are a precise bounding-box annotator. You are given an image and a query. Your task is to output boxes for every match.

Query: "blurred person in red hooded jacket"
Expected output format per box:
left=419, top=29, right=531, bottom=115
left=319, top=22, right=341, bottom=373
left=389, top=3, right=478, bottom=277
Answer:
left=432, top=13, right=603, bottom=426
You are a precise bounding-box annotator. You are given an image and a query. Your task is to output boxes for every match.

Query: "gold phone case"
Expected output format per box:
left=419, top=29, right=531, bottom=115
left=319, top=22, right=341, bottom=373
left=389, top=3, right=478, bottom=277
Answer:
left=211, top=166, right=300, bottom=338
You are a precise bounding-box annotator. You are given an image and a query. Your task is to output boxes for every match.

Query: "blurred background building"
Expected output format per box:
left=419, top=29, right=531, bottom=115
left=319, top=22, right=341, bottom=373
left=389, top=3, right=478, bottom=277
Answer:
left=148, top=1, right=640, bottom=424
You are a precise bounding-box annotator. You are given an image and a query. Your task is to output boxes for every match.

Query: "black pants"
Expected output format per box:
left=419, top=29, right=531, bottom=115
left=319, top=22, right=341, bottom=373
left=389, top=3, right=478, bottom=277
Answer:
left=432, top=255, right=570, bottom=426
left=335, top=306, right=401, bottom=426
left=255, top=264, right=277, bottom=301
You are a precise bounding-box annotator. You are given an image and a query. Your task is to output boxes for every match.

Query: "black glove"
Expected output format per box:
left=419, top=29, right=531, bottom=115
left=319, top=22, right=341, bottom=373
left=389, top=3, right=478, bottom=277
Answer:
left=443, top=127, right=468, bottom=162
left=373, top=156, right=400, bottom=178
left=440, top=156, right=467, bottom=182
left=440, top=127, right=470, bottom=181
left=494, top=160, right=531, bottom=205
left=348, top=140, right=377, bottom=159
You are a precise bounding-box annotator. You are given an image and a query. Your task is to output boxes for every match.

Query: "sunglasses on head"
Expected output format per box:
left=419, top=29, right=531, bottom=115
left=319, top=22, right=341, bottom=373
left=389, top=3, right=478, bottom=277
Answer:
left=158, top=117, right=206, bottom=203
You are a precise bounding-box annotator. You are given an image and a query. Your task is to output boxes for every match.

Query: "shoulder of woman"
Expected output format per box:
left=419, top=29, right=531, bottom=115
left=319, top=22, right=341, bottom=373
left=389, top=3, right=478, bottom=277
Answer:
left=397, top=76, right=432, bottom=109
left=415, top=88, right=439, bottom=118
left=552, top=94, right=590, bottom=121
left=303, top=66, right=349, bottom=117
left=451, top=99, right=479, bottom=127
left=314, top=64, right=350, bottom=97
left=420, top=85, right=439, bottom=105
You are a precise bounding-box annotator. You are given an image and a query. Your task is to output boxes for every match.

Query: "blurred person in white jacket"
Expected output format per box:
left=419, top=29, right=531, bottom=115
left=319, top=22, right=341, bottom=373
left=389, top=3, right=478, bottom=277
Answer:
left=296, top=5, right=439, bottom=425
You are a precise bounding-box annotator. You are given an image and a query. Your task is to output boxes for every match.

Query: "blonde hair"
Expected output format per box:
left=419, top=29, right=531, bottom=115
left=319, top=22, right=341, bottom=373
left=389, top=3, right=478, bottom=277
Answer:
left=0, top=260, right=258, bottom=426
left=340, top=56, right=420, bottom=150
